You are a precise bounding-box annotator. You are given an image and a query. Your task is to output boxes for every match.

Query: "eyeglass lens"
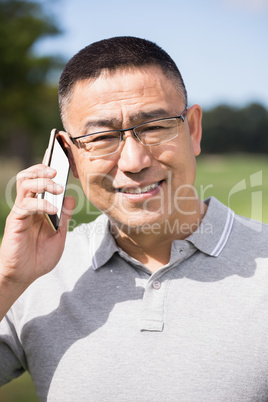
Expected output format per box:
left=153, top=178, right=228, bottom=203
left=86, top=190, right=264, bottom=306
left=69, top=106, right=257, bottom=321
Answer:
left=77, top=117, right=183, bottom=158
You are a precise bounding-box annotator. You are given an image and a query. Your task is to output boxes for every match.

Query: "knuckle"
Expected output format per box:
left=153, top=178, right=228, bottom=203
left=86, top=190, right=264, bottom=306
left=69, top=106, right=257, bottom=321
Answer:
left=16, top=171, right=26, bottom=182
left=20, top=179, right=28, bottom=189
left=19, top=198, right=30, bottom=211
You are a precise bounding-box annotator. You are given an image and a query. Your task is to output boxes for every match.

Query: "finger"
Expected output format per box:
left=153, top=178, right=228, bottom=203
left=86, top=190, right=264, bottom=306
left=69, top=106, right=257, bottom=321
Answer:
left=12, top=197, right=58, bottom=219
left=16, top=164, right=56, bottom=183
left=58, top=196, right=76, bottom=235
left=17, top=178, right=63, bottom=201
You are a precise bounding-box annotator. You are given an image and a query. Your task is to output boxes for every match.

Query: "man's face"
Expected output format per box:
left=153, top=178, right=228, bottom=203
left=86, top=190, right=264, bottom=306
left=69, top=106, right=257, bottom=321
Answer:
left=63, top=66, right=202, bottom=232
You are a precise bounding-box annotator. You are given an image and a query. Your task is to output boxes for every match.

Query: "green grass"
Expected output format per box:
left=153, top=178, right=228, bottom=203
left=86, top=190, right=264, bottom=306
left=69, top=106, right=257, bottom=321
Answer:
left=195, top=154, right=268, bottom=223
left=0, top=154, right=267, bottom=400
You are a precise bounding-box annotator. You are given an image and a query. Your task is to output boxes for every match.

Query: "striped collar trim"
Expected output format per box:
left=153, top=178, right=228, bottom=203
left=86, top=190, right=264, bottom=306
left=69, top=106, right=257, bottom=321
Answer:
left=91, top=197, right=235, bottom=270
left=187, top=197, right=235, bottom=257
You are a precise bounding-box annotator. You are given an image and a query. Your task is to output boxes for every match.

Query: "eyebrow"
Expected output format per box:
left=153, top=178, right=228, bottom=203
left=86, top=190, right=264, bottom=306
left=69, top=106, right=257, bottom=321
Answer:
left=83, top=108, right=172, bottom=132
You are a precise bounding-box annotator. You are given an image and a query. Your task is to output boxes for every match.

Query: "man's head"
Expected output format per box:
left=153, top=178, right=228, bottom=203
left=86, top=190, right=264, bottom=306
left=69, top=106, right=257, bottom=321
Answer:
left=59, top=36, right=188, bottom=128
left=58, top=36, right=203, bottom=238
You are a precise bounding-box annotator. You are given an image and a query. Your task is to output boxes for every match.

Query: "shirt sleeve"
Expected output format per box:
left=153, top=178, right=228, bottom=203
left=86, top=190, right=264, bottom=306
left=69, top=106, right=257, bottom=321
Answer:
left=0, top=312, right=27, bottom=386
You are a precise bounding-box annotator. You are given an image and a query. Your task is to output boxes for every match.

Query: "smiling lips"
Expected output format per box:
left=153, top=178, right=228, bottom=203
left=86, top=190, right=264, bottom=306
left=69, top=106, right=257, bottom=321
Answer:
left=116, top=181, right=163, bottom=194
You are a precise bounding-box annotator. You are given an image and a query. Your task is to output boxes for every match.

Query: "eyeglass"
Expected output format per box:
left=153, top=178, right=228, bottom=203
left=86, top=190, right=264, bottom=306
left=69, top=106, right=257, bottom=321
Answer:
left=70, top=109, right=187, bottom=158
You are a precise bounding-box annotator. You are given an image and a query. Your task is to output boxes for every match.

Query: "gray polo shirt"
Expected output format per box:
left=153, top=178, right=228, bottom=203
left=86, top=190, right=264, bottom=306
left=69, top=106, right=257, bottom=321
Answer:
left=1, top=197, right=268, bottom=401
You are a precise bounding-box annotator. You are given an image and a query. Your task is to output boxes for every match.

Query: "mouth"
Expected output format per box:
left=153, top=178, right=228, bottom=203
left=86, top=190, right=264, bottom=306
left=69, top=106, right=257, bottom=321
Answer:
left=116, top=181, right=163, bottom=194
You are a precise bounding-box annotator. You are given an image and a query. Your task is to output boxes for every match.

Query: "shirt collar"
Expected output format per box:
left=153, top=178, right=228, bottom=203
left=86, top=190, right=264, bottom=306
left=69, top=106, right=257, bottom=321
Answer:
left=186, top=196, right=235, bottom=257
left=90, top=197, right=235, bottom=270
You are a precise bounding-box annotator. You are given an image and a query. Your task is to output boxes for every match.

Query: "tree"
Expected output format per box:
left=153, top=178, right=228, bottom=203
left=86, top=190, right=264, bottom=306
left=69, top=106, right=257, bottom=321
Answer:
left=0, top=0, right=64, bottom=166
left=201, top=103, right=268, bottom=154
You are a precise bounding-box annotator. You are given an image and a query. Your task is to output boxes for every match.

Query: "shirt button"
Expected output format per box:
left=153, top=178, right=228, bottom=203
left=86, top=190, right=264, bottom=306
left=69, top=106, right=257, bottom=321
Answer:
left=152, top=281, right=161, bottom=290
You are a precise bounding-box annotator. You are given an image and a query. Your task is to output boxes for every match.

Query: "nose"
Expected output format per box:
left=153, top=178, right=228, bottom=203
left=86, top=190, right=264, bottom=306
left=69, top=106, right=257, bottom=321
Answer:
left=117, top=131, right=152, bottom=173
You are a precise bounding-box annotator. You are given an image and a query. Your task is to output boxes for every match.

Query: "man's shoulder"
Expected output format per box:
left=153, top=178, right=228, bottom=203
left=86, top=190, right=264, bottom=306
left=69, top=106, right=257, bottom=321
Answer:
left=233, top=213, right=268, bottom=240
left=208, top=196, right=268, bottom=239
left=197, top=197, right=267, bottom=258
left=8, top=214, right=111, bottom=323
left=225, top=212, right=268, bottom=261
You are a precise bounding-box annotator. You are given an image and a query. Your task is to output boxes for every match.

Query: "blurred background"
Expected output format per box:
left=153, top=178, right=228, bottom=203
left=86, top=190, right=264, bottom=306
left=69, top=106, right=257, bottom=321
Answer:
left=0, top=0, right=267, bottom=400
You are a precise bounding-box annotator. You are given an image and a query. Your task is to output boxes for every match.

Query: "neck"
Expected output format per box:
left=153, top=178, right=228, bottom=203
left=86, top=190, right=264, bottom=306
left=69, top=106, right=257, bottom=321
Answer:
left=111, top=199, right=207, bottom=272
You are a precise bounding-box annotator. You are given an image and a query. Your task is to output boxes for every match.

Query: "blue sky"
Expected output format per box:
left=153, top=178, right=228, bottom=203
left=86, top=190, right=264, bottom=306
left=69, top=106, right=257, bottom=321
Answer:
left=35, top=0, right=268, bottom=109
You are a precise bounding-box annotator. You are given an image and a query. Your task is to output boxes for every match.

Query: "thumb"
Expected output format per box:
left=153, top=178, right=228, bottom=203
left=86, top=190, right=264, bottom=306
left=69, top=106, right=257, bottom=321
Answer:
left=58, top=196, right=76, bottom=235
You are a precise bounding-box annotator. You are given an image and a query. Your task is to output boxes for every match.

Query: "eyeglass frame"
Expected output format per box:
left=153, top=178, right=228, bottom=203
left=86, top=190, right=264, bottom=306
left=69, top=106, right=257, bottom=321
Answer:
left=69, top=108, right=187, bottom=158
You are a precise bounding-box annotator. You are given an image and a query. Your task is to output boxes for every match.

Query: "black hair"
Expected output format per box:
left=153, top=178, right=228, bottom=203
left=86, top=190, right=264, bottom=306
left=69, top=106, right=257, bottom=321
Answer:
left=59, top=36, right=188, bottom=119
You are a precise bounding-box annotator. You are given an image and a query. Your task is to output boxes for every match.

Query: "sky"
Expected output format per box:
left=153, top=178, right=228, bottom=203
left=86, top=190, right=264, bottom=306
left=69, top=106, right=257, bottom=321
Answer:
left=35, top=0, right=268, bottom=110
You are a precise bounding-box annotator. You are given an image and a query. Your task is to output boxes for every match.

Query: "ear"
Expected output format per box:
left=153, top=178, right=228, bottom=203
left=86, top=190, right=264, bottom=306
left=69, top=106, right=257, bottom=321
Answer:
left=58, top=131, right=79, bottom=178
left=186, top=104, right=202, bottom=156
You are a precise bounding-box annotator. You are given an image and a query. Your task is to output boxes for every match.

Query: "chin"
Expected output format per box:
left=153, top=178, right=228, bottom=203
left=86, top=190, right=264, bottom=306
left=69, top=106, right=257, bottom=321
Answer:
left=110, top=210, right=168, bottom=233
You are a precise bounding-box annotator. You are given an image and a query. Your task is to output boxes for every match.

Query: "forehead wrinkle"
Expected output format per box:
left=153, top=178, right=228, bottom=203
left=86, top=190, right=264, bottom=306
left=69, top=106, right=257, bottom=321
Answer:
left=66, top=67, right=185, bottom=134
left=84, top=117, right=121, bottom=130
left=83, top=108, right=173, bottom=132
left=128, top=109, right=172, bottom=123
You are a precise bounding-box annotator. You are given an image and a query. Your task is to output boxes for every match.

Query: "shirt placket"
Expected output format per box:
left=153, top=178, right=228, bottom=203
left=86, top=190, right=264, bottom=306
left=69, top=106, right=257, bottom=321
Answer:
left=139, top=243, right=196, bottom=332
left=140, top=274, right=169, bottom=331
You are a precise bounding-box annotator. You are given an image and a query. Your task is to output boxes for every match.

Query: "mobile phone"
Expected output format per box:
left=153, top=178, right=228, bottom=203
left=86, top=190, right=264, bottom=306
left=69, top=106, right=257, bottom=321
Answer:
left=40, top=129, right=70, bottom=231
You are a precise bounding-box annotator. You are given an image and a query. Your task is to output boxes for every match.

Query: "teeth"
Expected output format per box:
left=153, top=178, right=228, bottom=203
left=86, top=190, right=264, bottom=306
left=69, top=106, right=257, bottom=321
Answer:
left=120, top=182, right=160, bottom=194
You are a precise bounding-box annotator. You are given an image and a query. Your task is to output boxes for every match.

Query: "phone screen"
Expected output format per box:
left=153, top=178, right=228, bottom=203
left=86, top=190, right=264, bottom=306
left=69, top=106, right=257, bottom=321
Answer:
left=41, top=129, right=70, bottom=231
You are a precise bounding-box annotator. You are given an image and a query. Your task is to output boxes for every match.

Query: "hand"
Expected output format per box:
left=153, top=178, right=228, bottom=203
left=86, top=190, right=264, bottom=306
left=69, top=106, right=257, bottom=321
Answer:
left=0, top=164, right=75, bottom=317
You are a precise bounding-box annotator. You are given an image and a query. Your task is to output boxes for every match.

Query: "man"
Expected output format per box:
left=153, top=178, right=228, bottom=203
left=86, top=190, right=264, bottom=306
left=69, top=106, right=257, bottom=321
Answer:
left=0, top=36, right=268, bottom=401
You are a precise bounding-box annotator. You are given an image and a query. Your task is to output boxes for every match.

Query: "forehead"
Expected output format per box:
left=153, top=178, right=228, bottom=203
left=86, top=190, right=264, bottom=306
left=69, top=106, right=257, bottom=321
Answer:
left=65, top=66, right=184, bottom=130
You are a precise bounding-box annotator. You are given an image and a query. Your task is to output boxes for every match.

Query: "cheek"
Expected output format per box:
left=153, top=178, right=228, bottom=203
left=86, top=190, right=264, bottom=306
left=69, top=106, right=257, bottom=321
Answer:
left=155, top=142, right=196, bottom=187
left=76, top=158, right=116, bottom=198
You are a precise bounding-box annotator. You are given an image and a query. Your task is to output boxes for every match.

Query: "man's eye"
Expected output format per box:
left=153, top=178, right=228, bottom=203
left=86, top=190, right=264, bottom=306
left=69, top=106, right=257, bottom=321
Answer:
left=90, top=135, right=116, bottom=142
left=141, top=125, right=166, bottom=134
left=83, top=133, right=119, bottom=143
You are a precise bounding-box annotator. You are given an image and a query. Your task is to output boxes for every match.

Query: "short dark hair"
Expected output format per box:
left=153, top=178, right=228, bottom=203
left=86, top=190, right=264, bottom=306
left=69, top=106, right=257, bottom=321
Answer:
left=59, top=36, right=188, bottom=122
